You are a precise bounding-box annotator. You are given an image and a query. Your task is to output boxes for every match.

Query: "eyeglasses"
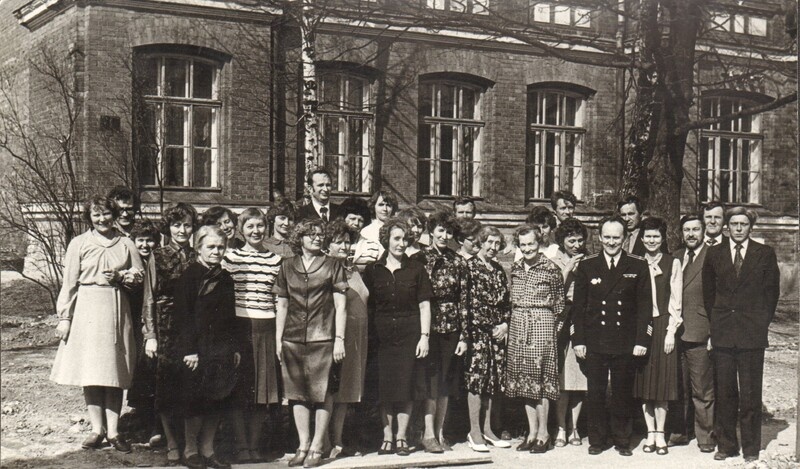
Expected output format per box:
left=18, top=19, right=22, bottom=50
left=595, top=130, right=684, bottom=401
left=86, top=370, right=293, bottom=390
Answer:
left=118, top=207, right=134, bottom=213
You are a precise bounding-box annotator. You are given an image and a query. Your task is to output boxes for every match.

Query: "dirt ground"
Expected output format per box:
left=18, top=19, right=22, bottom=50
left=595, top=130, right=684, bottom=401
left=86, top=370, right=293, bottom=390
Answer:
left=1, top=277, right=799, bottom=468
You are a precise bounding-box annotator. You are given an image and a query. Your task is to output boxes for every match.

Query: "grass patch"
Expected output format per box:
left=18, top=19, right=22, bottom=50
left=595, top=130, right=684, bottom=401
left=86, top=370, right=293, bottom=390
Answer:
left=1, top=279, right=55, bottom=318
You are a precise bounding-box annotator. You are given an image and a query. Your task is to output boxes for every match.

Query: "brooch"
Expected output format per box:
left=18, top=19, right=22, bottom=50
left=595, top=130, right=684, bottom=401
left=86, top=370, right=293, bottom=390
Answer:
left=623, top=273, right=637, bottom=278
left=591, top=278, right=602, bottom=285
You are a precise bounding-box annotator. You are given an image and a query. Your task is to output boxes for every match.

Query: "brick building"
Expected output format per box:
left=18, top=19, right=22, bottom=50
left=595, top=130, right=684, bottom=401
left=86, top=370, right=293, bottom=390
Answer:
left=2, top=0, right=798, bottom=299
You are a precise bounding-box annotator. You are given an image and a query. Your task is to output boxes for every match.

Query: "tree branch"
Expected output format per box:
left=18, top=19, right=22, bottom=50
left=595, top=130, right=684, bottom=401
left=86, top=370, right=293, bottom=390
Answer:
left=677, top=91, right=798, bottom=134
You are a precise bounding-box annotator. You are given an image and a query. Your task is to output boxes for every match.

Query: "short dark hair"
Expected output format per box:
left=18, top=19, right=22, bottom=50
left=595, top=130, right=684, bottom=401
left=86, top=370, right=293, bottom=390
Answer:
left=202, top=206, right=238, bottom=227
left=368, top=190, right=399, bottom=218
left=130, top=219, right=162, bottom=245
left=306, top=167, right=333, bottom=186
left=512, top=224, right=543, bottom=247
left=477, top=225, right=507, bottom=252
left=323, top=219, right=356, bottom=250
left=107, top=185, right=140, bottom=211
left=378, top=217, right=410, bottom=249
left=428, top=209, right=457, bottom=234
left=550, top=190, right=577, bottom=210
left=82, top=196, right=120, bottom=225
left=267, top=198, right=296, bottom=223
left=725, top=206, right=757, bottom=226
left=339, top=197, right=371, bottom=225
left=616, top=195, right=643, bottom=214
left=554, top=218, right=588, bottom=248
left=638, top=217, right=669, bottom=253
left=397, top=207, right=428, bottom=231
left=598, top=215, right=628, bottom=237
left=161, top=203, right=198, bottom=236
left=526, top=206, right=557, bottom=229
left=679, top=214, right=705, bottom=230
left=701, top=200, right=725, bottom=215
left=454, top=218, right=482, bottom=242
left=453, top=196, right=476, bottom=212
left=288, top=218, right=326, bottom=255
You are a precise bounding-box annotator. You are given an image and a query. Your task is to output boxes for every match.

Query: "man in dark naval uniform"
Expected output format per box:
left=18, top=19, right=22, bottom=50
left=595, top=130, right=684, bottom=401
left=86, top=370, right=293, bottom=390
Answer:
left=572, top=216, right=652, bottom=457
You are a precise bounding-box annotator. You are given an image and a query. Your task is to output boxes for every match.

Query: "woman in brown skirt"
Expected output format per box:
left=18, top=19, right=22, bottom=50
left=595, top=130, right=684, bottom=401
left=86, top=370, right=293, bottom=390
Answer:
left=633, top=217, right=682, bottom=455
left=275, top=218, right=348, bottom=468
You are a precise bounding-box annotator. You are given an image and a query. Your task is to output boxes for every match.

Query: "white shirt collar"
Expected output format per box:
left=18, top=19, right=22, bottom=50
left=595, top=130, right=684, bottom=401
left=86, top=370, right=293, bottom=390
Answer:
left=311, top=198, right=330, bottom=216
left=704, top=234, right=723, bottom=246
left=603, top=251, right=622, bottom=269
left=730, top=237, right=749, bottom=259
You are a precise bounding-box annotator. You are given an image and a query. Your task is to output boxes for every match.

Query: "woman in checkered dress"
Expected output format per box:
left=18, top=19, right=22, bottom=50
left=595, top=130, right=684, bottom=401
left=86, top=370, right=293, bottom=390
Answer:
left=505, top=224, right=566, bottom=453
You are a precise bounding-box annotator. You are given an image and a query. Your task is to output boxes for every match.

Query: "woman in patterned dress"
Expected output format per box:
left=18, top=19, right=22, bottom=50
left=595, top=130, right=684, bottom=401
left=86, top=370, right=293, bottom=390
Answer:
left=505, top=224, right=566, bottom=454
left=463, top=226, right=511, bottom=452
left=153, top=203, right=198, bottom=465
left=222, top=207, right=283, bottom=462
left=551, top=219, right=588, bottom=447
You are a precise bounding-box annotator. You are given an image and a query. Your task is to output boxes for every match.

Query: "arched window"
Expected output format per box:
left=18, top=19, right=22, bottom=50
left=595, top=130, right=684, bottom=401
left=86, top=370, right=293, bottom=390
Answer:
left=526, top=84, right=591, bottom=201
left=135, top=51, right=223, bottom=188
left=418, top=75, right=490, bottom=197
left=699, top=93, right=764, bottom=204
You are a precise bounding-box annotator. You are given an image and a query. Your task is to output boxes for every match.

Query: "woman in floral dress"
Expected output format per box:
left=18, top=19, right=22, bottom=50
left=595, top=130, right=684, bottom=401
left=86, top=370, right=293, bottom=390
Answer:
left=463, top=226, right=511, bottom=452
left=505, top=224, right=566, bottom=454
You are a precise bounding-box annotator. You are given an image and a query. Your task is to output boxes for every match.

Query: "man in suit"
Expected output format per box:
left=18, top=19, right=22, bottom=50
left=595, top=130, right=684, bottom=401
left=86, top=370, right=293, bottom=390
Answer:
left=296, top=168, right=343, bottom=222
left=572, top=216, right=652, bottom=456
left=667, top=214, right=715, bottom=452
left=702, top=206, right=780, bottom=462
left=108, top=185, right=139, bottom=237
left=551, top=190, right=577, bottom=225
left=617, top=195, right=646, bottom=256
left=702, top=201, right=727, bottom=247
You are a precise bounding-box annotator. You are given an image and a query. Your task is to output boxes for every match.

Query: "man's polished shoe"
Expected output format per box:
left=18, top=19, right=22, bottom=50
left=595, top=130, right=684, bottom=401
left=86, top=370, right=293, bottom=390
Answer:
left=588, top=445, right=604, bottom=455
left=744, top=455, right=759, bottom=463
left=714, top=451, right=739, bottom=461
left=667, top=435, right=689, bottom=447
left=615, top=446, right=633, bottom=456
left=204, top=454, right=231, bottom=469
left=698, top=444, right=716, bottom=453
left=517, top=439, right=534, bottom=452
left=107, top=435, right=132, bottom=453
left=183, top=453, right=206, bottom=469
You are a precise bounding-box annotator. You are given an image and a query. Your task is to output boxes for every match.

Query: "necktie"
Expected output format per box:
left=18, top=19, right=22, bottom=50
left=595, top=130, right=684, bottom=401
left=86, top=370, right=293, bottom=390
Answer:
left=686, top=249, right=695, bottom=267
left=320, top=206, right=328, bottom=222
left=609, top=257, right=615, bottom=271
left=706, top=237, right=717, bottom=246
left=734, top=244, right=743, bottom=277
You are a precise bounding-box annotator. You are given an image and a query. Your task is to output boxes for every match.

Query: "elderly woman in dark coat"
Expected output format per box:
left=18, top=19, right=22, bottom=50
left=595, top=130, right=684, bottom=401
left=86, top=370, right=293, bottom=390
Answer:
left=275, top=218, right=348, bottom=468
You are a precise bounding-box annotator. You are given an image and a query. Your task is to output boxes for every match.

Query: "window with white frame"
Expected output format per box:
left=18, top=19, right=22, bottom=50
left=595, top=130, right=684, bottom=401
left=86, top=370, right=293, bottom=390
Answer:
left=699, top=96, right=762, bottom=204
left=710, top=12, right=768, bottom=37
left=137, top=56, right=220, bottom=188
left=526, top=90, right=585, bottom=200
left=427, top=0, right=488, bottom=14
left=318, top=72, right=374, bottom=193
left=418, top=82, right=484, bottom=197
left=530, top=2, right=591, bottom=28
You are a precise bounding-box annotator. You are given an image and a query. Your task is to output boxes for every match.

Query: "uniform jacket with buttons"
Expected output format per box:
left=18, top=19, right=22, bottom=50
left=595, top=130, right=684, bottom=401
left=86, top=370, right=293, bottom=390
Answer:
left=571, top=251, right=653, bottom=355
left=702, top=239, right=780, bottom=349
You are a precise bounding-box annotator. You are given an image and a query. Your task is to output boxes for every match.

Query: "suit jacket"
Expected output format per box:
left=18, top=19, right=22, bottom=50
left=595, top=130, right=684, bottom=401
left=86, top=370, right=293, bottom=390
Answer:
left=702, top=239, right=780, bottom=349
left=572, top=251, right=653, bottom=355
left=674, top=245, right=710, bottom=343
left=625, top=232, right=647, bottom=257
left=296, top=202, right=343, bottom=222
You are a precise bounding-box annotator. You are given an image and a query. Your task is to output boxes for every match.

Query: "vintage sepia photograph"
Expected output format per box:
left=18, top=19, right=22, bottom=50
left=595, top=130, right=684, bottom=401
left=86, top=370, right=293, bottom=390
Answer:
left=1, top=0, right=798, bottom=467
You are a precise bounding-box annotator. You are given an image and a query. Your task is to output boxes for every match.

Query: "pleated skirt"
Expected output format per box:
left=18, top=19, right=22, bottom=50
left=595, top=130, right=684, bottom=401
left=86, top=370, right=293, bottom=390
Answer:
left=633, top=314, right=678, bottom=401
left=237, top=317, right=281, bottom=406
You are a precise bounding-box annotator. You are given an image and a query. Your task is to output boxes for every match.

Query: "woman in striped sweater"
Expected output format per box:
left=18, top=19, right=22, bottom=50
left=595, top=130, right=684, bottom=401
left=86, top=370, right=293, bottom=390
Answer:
left=222, top=207, right=284, bottom=463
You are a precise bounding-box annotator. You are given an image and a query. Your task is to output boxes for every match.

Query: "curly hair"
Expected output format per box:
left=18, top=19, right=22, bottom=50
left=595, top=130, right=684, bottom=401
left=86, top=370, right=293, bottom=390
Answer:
left=201, top=206, right=238, bottom=227
left=428, top=209, right=457, bottom=233
left=130, top=219, right=162, bottom=245
left=267, top=198, right=296, bottom=224
left=82, top=196, right=120, bottom=225
left=323, top=219, right=356, bottom=250
left=526, top=206, right=557, bottom=229
left=378, top=217, right=410, bottom=250
left=512, top=224, right=543, bottom=247
left=478, top=225, right=507, bottom=252
left=161, top=203, right=199, bottom=236
left=550, top=190, right=577, bottom=210
left=454, top=218, right=482, bottom=242
left=339, top=197, right=371, bottom=226
left=368, top=190, right=399, bottom=219
left=288, top=218, right=326, bottom=255
left=554, top=218, right=588, bottom=248
left=397, top=206, right=428, bottom=231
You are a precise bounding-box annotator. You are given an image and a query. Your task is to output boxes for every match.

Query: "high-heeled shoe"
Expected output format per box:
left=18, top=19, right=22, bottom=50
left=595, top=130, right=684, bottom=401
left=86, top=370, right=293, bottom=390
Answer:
left=288, top=449, right=308, bottom=467
left=467, top=433, right=489, bottom=453
left=531, top=436, right=551, bottom=454
left=483, top=434, right=512, bottom=449
left=654, top=431, right=668, bottom=455
left=642, top=431, right=656, bottom=453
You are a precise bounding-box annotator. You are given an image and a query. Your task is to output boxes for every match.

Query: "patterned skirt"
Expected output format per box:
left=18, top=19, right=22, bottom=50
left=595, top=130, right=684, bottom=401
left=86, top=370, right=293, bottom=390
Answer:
left=504, top=306, right=559, bottom=401
left=464, top=328, right=506, bottom=396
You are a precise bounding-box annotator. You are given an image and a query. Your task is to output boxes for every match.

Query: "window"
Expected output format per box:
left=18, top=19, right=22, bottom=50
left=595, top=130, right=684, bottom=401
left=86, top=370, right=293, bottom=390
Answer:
left=699, top=97, right=762, bottom=204
left=426, top=0, right=488, bottom=14
left=137, top=56, right=221, bottom=188
left=319, top=73, right=373, bottom=193
left=530, top=3, right=591, bottom=28
left=526, top=89, right=585, bottom=200
left=710, top=12, right=768, bottom=37
left=418, top=82, right=484, bottom=197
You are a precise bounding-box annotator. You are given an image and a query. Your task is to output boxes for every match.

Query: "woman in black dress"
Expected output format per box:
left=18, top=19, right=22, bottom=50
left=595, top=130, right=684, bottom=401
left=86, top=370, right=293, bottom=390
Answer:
left=362, top=218, right=434, bottom=457
left=174, top=225, right=242, bottom=469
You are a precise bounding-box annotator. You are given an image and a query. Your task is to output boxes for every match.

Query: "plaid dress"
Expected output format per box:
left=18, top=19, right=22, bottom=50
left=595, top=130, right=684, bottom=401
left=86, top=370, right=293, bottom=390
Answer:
left=505, top=257, right=566, bottom=400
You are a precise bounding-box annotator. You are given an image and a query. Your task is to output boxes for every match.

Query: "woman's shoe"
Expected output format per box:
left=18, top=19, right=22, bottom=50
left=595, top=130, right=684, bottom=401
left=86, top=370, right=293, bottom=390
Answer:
left=467, top=433, right=489, bottom=453
left=569, top=435, right=583, bottom=446
left=378, top=440, right=394, bottom=455
left=531, top=436, right=550, bottom=454
left=516, top=439, right=535, bottom=452
left=106, top=435, right=132, bottom=454
left=204, top=454, right=231, bottom=469
left=183, top=453, right=206, bottom=469
left=81, top=432, right=105, bottom=450
left=288, top=449, right=308, bottom=467
left=654, top=431, right=668, bottom=455
left=303, top=450, right=324, bottom=468
left=483, top=434, right=512, bottom=449
left=166, top=448, right=181, bottom=466
left=642, top=431, right=657, bottom=453
left=395, top=439, right=411, bottom=456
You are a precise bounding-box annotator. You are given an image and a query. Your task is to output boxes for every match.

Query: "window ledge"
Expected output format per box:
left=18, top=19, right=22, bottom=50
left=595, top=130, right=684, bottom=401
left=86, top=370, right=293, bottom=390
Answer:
left=141, top=186, right=223, bottom=193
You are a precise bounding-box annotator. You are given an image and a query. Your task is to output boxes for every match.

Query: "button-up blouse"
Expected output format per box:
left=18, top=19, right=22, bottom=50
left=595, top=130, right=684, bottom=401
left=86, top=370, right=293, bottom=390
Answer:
left=362, top=255, right=433, bottom=319
left=274, top=255, right=348, bottom=343
left=645, top=252, right=683, bottom=334
left=421, top=246, right=469, bottom=340
left=466, top=256, right=511, bottom=332
left=510, top=256, right=566, bottom=320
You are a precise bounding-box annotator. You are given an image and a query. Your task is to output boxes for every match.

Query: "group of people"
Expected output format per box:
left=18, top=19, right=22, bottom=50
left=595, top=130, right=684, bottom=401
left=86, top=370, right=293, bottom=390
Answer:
left=49, top=167, right=781, bottom=468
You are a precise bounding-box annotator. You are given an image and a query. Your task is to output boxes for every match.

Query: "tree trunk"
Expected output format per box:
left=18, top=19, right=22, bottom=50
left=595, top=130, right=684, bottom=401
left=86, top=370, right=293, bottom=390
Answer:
left=300, top=0, right=319, bottom=188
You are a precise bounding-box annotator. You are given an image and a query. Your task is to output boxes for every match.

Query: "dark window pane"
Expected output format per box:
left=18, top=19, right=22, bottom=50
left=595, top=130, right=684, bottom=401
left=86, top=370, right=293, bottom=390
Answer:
left=720, top=171, right=730, bottom=202
left=349, top=118, right=365, bottom=156
left=701, top=98, right=713, bottom=123
left=193, top=107, right=213, bottom=148
left=138, top=104, right=158, bottom=147
left=461, top=88, right=475, bottom=119
left=529, top=92, right=539, bottom=125
left=420, top=84, right=433, bottom=117
left=346, top=79, right=364, bottom=111
left=441, top=85, right=455, bottom=118
left=139, top=58, right=159, bottom=96
left=545, top=93, right=558, bottom=125
left=165, top=147, right=185, bottom=186
left=193, top=149, right=212, bottom=187
left=439, top=125, right=454, bottom=195
left=565, top=133, right=576, bottom=166
left=320, top=75, right=341, bottom=110
left=193, top=61, right=214, bottom=99
left=720, top=139, right=730, bottom=169
left=323, top=117, right=341, bottom=156
left=166, top=106, right=185, bottom=146
left=741, top=140, right=750, bottom=170
left=419, top=124, right=431, bottom=160
left=741, top=113, right=752, bottom=132
left=700, top=169, right=709, bottom=200
left=699, top=137, right=710, bottom=170
left=139, top=146, right=158, bottom=186
left=565, top=96, right=576, bottom=126
left=740, top=172, right=749, bottom=202
left=544, top=131, right=556, bottom=166
left=418, top=157, right=431, bottom=195
left=440, top=125, right=454, bottom=161
left=164, top=59, right=187, bottom=97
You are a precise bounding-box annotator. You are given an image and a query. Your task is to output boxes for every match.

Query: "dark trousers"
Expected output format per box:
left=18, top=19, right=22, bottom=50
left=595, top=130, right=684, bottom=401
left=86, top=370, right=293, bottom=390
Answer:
left=713, top=347, right=764, bottom=457
left=585, top=352, right=635, bottom=448
left=667, top=340, right=715, bottom=445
